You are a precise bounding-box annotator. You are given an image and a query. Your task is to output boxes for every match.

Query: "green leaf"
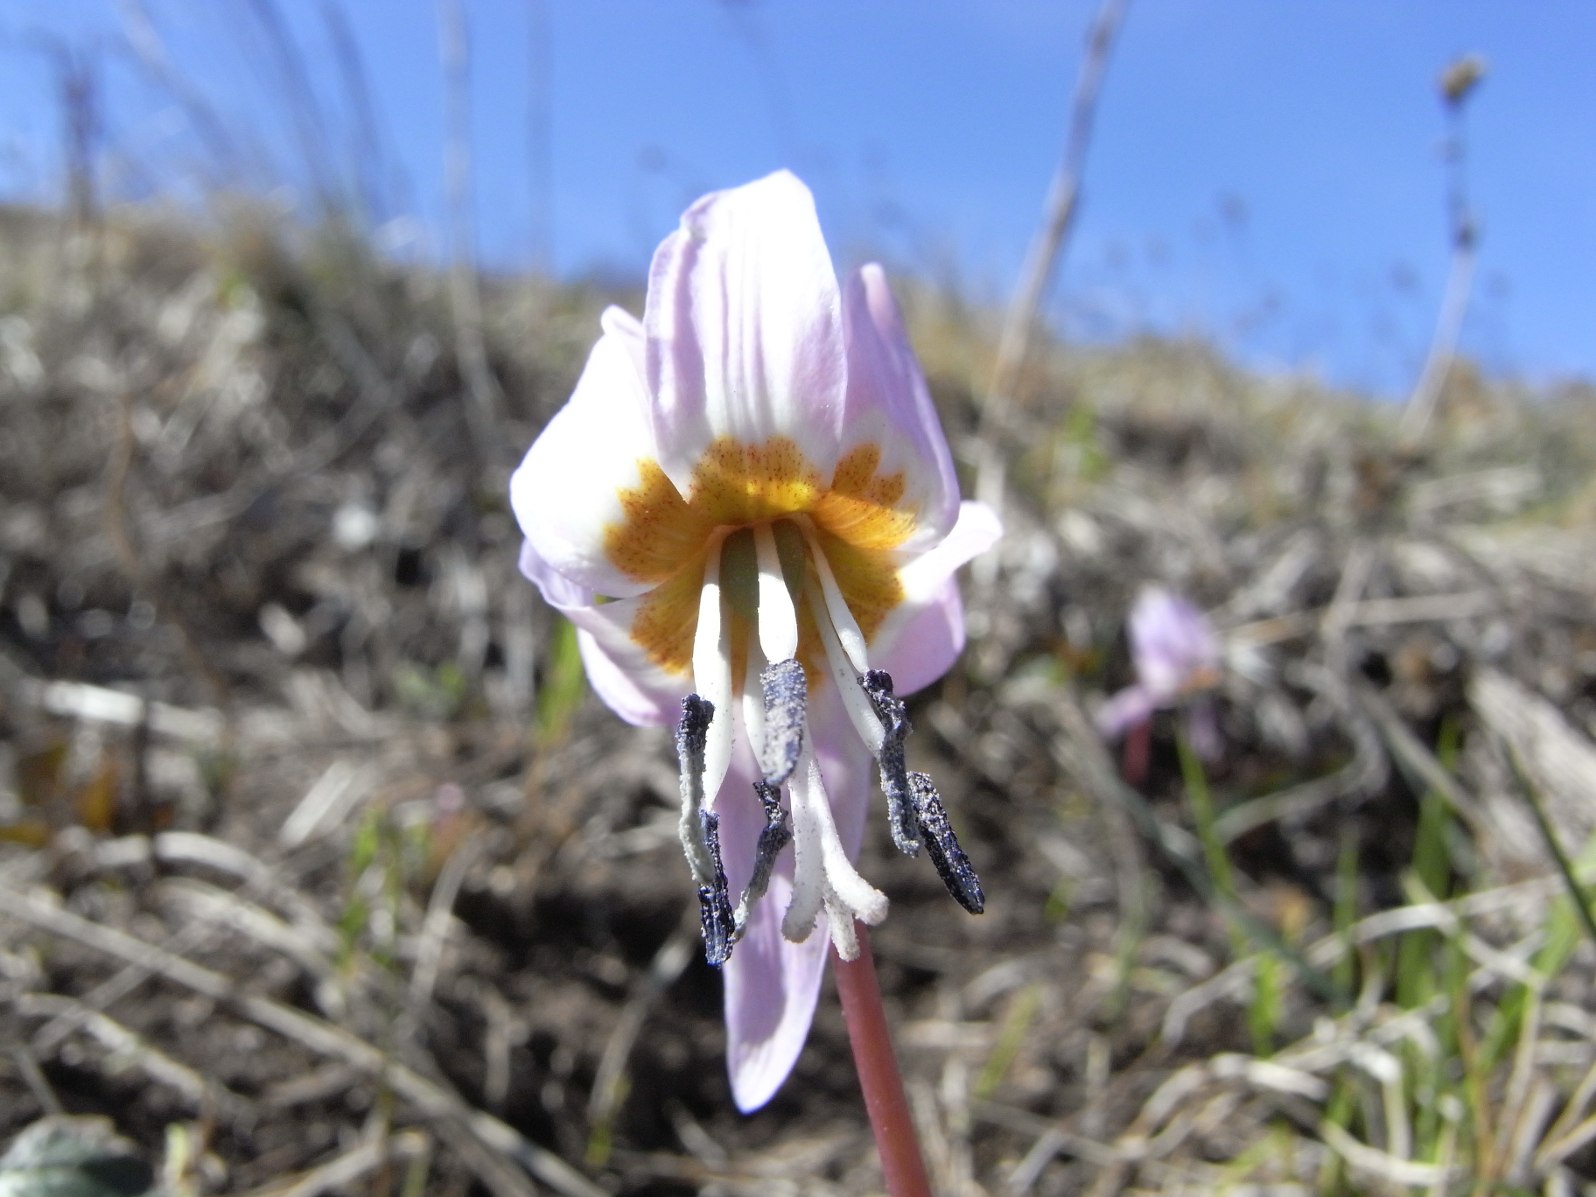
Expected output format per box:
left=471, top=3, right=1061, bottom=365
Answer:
left=534, top=618, right=587, bottom=744
left=0, top=1118, right=154, bottom=1197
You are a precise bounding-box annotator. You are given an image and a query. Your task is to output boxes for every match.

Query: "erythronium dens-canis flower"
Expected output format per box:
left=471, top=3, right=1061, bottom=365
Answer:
left=510, top=170, right=1000, bottom=1112
left=1097, top=586, right=1223, bottom=758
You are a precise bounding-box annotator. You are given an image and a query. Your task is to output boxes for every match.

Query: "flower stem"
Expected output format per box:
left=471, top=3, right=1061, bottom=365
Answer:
left=833, top=924, right=934, bottom=1197
left=1122, top=717, right=1150, bottom=785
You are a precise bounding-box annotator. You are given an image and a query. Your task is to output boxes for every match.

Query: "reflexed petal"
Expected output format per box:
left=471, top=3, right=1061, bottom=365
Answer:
left=717, top=751, right=820, bottom=1113
left=519, top=541, right=681, bottom=727
left=895, top=501, right=1002, bottom=603
left=645, top=171, right=847, bottom=490
left=872, top=578, right=966, bottom=697
left=838, top=264, right=960, bottom=550
left=510, top=325, right=664, bottom=598
left=572, top=626, right=680, bottom=728
left=869, top=500, right=1002, bottom=692
left=724, top=873, right=826, bottom=1112
left=722, top=689, right=870, bottom=1111
left=1095, top=684, right=1158, bottom=740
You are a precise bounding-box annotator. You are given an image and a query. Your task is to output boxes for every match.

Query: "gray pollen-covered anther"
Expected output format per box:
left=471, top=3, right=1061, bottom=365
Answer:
left=908, top=770, right=984, bottom=914
left=733, top=781, right=794, bottom=939
left=862, top=669, right=921, bottom=856
left=759, top=658, right=808, bottom=787
left=697, top=808, right=735, bottom=966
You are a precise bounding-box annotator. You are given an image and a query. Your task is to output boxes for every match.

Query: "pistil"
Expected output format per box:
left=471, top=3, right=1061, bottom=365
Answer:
left=782, top=746, right=888, bottom=960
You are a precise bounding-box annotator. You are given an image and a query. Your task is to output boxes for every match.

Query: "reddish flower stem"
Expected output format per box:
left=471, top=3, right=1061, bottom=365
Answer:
left=1122, top=717, right=1151, bottom=785
left=833, top=924, right=934, bottom=1197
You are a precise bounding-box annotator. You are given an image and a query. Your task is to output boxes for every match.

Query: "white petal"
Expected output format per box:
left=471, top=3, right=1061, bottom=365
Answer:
left=895, top=500, right=1003, bottom=604
left=837, top=264, right=961, bottom=552
left=518, top=541, right=681, bottom=727
left=511, top=318, right=663, bottom=599
left=869, top=500, right=1002, bottom=694
left=644, top=171, right=848, bottom=492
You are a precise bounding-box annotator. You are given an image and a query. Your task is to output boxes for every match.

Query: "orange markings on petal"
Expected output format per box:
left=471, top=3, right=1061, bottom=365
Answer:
left=690, top=437, right=824, bottom=524
left=793, top=592, right=826, bottom=687
left=604, top=460, right=711, bottom=585
left=628, top=554, right=707, bottom=676
left=604, top=435, right=916, bottom=677
left=813, top=443, right=915, bottom=550
left=808, top=527, right=905, bottom=643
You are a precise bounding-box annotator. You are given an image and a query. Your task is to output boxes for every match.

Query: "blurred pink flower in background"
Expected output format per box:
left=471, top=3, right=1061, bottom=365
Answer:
left=1097, top=587, right=1223, bottom=762
left=510, top=171, right=999, bottom=1111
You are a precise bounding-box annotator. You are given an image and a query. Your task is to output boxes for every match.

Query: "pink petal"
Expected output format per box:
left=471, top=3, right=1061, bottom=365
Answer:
left=871, top=500, right=1002, bottom=693
left=510, top=308, right=663, bottom=600
left=1095, top=684, right=1158, bottom=740
left=872, top=577, right=965, bottom=698
left=722, top=870, right=829, bottom=1113
left=721, top=688, right=871, bottom=1111
left=839, top=264, right=960, bottom=551
left=644, top=171, right=848, bottom=492
left=517, top=541, right=681, bottom=727
left=1129, top=588, right=1220, bottom=700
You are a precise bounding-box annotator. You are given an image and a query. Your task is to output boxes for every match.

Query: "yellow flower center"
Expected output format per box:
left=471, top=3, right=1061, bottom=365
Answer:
left=603, top=435, right=913, bottom=679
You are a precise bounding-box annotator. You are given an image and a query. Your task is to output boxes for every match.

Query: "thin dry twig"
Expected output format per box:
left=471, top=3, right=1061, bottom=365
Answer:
left=436, top=0, right=506, bottom=461
left=235, top=1127, right=431, bottom=1197
left=586, top=912, right=696, bottom=1139
left=1399, top=53, right=1486, bottom=449
left=0, top=880, right=606, bottom=1197
left=987, top=0, right=1130, bottom=413
left=15, top=993, right=253, bottom=1121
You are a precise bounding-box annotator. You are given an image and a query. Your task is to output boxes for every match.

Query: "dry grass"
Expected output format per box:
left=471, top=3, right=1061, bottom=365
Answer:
left=1, top=204, right=1594, bottom=1196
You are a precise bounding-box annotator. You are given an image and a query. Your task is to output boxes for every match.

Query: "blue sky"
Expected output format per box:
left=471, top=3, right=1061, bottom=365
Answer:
left=1, top=2, right=1590, bottom=396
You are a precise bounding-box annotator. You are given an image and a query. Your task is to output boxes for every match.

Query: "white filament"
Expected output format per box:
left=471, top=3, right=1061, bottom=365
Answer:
left=691, top=532, right=735, bottom=810
left=797, top=520, right=871, bottom=674
left=804, top=573, right=886, bottom=754
left=753, top=522, right=799, bottom=663
left=739, top=640, right=767, bottom=773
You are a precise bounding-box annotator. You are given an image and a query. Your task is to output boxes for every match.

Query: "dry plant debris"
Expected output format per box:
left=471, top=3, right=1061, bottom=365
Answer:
left=1, top=207, right=1594, bottom=1195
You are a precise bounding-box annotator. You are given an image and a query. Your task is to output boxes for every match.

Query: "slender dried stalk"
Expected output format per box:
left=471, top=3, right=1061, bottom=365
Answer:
left=987, top=0, right=1130, bottom=413
left=1399, top=56, right=1485, bottom=448
left=833, top=925, right=932, bottom=1197
left=973, top=0, right=1129, bottom=585
left=437, top=0, right=505, bottom=459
